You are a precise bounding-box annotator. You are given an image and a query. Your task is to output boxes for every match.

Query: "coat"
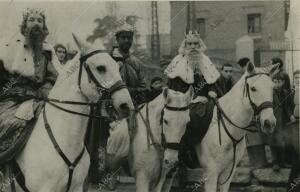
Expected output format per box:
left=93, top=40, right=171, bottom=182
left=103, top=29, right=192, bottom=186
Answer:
left=210, top=75, right=234, bottom=98
left=267, top=88, right=293, bottom=146
left=0, top=36, right=58, bottom=123
left=111, top=47, right=147, bottom=105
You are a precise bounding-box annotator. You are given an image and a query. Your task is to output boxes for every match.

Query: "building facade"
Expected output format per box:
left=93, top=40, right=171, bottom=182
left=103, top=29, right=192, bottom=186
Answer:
left=170, top=1, right=287, bottom=67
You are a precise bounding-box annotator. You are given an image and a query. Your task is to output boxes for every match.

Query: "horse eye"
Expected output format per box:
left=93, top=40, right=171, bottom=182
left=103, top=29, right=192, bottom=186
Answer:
left=97, top=66, right=106, bottom=73
left=251, top=87, right=256, bottom=92
left=163, top=119, right=168, bottom=125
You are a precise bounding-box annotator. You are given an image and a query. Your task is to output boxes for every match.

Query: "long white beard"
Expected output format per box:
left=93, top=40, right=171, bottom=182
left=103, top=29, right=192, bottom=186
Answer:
left=187, top=52, right=201, bottom=74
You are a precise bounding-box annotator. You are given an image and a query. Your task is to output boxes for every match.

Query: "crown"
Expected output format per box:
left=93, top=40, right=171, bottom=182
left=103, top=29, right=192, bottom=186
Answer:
left=185, top=30, right=201, bottom=41
left=22, top=8, right=45, bottom=21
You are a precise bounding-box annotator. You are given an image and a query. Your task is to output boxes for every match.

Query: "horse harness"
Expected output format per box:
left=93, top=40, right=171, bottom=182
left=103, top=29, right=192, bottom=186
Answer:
left=137, top=102, right=189, bottom=185
left=10, top=50, right=127, bottom=192
left=213, top=72, right=273, bottom=185
left=138, top=103, right=189, bottom=152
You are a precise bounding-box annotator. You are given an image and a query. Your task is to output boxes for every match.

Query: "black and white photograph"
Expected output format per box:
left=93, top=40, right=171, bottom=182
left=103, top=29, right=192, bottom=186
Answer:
left=0, top=0, right=299, bottom=191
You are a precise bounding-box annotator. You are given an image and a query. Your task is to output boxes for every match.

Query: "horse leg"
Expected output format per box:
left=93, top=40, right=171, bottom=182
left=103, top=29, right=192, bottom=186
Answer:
left=153, top=167, right=171, bottom=192
left=204, top=172, right=218, bottom=192
left=219, top=141, right=246, bottom=192
left=161, top=170, right=177, bottom=192
left=136, top=171, right=150, bottom=192
left=218, top=166, right=237, bottom=192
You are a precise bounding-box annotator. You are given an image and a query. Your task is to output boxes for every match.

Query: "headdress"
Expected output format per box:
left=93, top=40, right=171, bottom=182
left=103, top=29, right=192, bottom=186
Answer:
left=115, top=22, right=134, bottom=36
left=22, top=8, right=46, bottom=22
left=184, top=30, right=201, bottom=41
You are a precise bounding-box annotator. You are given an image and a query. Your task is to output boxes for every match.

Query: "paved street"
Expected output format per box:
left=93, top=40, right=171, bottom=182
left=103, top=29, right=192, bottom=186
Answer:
left=88, top=183, right=286, bottom=192
left=87, top=176, right=287, bottom=192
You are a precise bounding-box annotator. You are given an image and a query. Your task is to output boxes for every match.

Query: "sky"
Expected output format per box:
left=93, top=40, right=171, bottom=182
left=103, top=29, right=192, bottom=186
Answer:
left=0, top=1, right=170, bottom=49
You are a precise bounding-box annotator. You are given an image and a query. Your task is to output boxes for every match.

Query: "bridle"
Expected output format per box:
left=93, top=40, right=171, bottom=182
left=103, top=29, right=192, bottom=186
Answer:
left=160, top=105, right=190, bottom=151
left=244, top=73, right=273, bottom=116
left=213, top=72, right=274, bottom=185
left=138, top=103, right=190, bottom=152
left=137, top=102, right=190, bottom=187
left=11, top=50, right=128, bottom=192
left=78, top=50, right=127, bottom=98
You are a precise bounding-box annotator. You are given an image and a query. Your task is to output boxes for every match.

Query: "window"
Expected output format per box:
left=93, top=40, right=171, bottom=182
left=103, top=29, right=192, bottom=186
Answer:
left=248, top=14, right=261, bottom=34
left=196, top=18, right=206, bottom=38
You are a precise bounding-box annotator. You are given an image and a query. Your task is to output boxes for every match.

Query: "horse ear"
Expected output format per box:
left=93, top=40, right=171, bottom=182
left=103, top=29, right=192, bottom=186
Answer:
left=72, top=33, right=91, bottom=55
left=246, top=61, right=255, bottom=74
left=269, top=63, right=280, bottom=76
left=163, top=88, right=168, bottom=100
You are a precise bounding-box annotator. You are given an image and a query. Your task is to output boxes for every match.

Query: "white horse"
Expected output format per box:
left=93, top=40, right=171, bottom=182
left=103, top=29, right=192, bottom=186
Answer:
left=129, top=87, right=193, bottom=192
left=6, top=34, right=134, bottom=192
left=196, top=62, right=278, bottom=192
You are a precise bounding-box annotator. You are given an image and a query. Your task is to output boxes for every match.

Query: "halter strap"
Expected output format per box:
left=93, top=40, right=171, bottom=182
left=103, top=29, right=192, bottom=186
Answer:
left=161, top=104, right=190, bottom=151
left=78, top=50, right=127, bottom=97
left=244, top=73, right=273, bottom=116
left=43, top=107, right=85, bottom=192
left=165, top=105, right=190, bottom=111
left=78, top=50, right=106, bottom=90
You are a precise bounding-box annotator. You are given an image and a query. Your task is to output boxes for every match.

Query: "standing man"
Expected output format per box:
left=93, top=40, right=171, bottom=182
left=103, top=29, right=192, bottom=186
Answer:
left=106, top=22, right=148, bottom=189
left=86, top=22, right=148, bottom=190
left=237, top=57, right=267, bottom=189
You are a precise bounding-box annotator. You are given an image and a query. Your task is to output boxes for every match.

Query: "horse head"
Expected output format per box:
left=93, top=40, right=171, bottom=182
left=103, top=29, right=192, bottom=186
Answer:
left=72, top=34, right=134, bottom=117
left=161, top=87, right=194, bottom=168
left=243, top=62, right=279, bottom=134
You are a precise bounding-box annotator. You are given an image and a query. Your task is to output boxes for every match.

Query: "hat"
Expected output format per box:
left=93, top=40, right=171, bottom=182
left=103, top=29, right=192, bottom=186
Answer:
left=115, top=22, right=134, bottom=36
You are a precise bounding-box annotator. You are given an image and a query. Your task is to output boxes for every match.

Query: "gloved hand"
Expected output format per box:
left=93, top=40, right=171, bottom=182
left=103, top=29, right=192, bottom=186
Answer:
left=208, top=91, right=217, bottom=99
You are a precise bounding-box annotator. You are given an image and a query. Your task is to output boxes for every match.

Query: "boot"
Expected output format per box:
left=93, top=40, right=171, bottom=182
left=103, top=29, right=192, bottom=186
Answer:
left=105, top=153, right=123, bottom=191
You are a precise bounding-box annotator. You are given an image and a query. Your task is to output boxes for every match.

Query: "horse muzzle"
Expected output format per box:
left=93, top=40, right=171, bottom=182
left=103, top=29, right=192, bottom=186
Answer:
left=260, top=108, right=276, bottom=134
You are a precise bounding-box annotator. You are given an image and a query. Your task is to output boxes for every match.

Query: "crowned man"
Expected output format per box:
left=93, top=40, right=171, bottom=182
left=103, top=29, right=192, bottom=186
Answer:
left=0, top=8, right=59, bottom=139
left=164, top=30, right=220, bottom=169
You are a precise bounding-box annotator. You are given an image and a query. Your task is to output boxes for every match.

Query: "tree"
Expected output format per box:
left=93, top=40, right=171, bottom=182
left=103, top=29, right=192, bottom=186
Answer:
left=87, top=15, right=142, bottom=53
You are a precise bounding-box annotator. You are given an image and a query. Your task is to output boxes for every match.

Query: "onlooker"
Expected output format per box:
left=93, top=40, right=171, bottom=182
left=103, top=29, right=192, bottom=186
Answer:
left=211, top=63, right=234, bottom=98
left=291, top=70, right=299, bottom=122
left=238, top=58, right=268, bottom=169
left=145, top=77, right=163, bottom=102
left=271, top=58, right=295, bottom=166
left=54, top=43, right=68, bottom=64
left=237, top=58, right=267, bottom=187
left=271, top=58, right=292, bottom=93
left=269, top=72, right=293, bottom=171
left=287, top=69, right=300, bottom=192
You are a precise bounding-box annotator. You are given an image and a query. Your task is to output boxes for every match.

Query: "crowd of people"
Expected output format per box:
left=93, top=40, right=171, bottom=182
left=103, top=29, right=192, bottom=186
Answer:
left=0, top=7, right=299, bottom=191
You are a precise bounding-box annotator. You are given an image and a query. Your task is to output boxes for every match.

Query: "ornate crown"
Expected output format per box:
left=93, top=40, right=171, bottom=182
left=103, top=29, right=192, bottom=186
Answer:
left=22, top=8, right=45, bottom=21
left=185, top=30, right=201, bottom=41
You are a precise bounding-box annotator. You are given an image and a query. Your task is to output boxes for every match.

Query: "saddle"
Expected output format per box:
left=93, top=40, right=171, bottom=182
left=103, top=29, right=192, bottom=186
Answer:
left=0, top=100, right=44, bottom=165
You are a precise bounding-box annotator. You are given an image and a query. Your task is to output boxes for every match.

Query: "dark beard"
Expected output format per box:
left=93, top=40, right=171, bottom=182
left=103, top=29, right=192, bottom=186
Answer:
left=26, top=25, right=46, bottom=53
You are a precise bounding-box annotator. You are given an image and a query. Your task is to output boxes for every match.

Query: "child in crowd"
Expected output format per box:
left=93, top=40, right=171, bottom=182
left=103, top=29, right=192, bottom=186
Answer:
left=270, top=73, right=293, bottom=171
